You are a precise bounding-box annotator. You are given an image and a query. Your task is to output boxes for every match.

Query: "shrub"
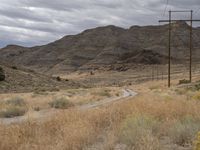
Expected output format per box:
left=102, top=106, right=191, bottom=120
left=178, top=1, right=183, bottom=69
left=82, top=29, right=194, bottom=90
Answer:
left=195, top=83, right=200, bottom=91
left=149, top=85, right=160, bottom=90
left=6, top=97, right=26, bottom=106
left=0, top=67, right=5, bottom=81
left=194, top=132, right=200, bottom=150
left=179, top=79, right=190, bottom=85
left=33, top=107, right=40, bottom=111
left=193, top=92, right=200, bottom=101
left=94, top=89, right=111, bottom=97
left=119, top=115, right=160, bottom=149
left=56, top=76, right=61, bottom=81
left=0, top=106, right=26, bottom=118
left=11, top=66, right=17, bottom=70
left=33, top=90, right=49, bottom=96
left=49, top=98, right=74, bottom=109
left=168, top=116, right=200, bottom=146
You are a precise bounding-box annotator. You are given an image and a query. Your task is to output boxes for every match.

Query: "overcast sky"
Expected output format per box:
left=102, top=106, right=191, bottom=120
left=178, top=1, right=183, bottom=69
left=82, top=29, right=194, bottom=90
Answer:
left=0, top=0, right=199, bottom=48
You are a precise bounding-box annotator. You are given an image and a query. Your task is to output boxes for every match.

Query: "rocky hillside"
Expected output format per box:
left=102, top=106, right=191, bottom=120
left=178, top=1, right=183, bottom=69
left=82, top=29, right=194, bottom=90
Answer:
left=0, top=64, right=81, bottom=93
left=0, top=21, right=200, bottom=74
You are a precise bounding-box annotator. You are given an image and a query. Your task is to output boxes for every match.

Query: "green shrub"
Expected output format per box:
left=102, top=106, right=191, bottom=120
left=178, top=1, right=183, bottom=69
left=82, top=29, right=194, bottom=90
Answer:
left=179, top=79, right=190, bottom=85
left=168, top=116, right=200, bottom=146
left=119, top=115, right=160, bottom=149
left=0, top=107, right=26, bottom=118
left=6, top=97, right=26, bottom=106
left=49, top=98, right=74, bottom=109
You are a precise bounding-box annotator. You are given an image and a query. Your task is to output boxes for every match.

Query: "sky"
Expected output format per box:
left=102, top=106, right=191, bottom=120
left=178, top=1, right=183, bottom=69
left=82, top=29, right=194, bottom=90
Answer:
left=0, top=0, right=199, bottom=48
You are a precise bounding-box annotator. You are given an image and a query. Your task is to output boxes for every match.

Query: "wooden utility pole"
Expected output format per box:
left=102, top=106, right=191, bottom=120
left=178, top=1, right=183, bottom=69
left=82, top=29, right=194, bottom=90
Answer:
left=159, top=10, right=200, bottom=87
left=168, top=10, right=171, bottom=87
left=190, top=10, right=193, bottom=82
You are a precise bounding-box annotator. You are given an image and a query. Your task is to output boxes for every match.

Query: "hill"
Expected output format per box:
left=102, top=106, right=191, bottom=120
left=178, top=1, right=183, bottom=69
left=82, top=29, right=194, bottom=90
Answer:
left=0, top=21, right=200, bottom=74
left=0, top=64, right=81, bottom=93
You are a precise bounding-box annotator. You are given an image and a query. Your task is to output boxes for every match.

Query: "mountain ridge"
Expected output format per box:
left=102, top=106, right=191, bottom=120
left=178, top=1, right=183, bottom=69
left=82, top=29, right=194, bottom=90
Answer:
left=0, top=21, right=200, bottom=74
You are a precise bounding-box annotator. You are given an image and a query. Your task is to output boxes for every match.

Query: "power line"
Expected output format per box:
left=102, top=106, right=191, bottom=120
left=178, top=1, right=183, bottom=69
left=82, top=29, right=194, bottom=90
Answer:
left=163, top=0, right=169, bottom=16
left=194, top=8, right=200, bottom=14
left=159, top=10, right=200, bottom=87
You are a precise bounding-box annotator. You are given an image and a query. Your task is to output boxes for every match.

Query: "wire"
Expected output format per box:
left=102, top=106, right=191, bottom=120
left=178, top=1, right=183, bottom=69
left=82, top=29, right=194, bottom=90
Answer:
left=163, top=0, right=169, bottom=16
left=194, top=8, right=200, bottom=14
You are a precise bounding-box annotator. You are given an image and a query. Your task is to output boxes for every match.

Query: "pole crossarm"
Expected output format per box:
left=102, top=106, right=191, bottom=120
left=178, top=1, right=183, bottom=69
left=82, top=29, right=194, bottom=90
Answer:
left=171, top=10, right=193, bottom=12
left=159, top=19, right=200, bottom=23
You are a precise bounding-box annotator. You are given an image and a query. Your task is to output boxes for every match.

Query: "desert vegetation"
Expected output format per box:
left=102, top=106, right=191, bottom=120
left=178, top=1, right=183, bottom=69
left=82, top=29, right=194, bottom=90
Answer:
left=0, top=6, right=199, bottom=150
left=0, top=97, right=27, bottom=118
left=0, top=80, right=199, bottom=150
left=49, top=97, right=74, bottom=109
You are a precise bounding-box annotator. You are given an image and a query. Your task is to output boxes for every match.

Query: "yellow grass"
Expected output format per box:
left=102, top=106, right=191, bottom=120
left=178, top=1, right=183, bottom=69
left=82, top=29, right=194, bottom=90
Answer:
left=0, top=80, right=200, bottom=149
left=0, top=87, right=120, bottom=111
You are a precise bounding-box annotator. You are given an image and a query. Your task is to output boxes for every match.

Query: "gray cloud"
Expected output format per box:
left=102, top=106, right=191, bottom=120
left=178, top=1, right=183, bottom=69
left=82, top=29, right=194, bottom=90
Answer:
left=0, top=0, right=199, bottom=48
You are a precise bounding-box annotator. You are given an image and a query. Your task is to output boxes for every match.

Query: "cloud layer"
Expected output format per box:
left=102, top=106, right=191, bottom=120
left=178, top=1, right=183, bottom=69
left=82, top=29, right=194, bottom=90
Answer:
left=0, top=0, right=199, bottom=47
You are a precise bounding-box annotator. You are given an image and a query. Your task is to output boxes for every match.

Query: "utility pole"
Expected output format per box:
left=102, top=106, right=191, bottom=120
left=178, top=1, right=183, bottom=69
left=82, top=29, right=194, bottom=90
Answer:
left=190, top=10, right=193, bottom=82
left=159, top=10, right=200, bottom=87
left=168, top=10, right=171, bottom=87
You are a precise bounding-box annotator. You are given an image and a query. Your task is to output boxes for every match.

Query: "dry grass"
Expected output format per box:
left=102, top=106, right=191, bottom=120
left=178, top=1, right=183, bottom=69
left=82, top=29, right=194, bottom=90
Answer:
left=0, top=87, right=119, bottom=111
left=49, top=97, right=74, bottom=109
left=168, top=116, right=200, bottom=146
left=0, top=97, right=27, bottom=118
left=119, top=115, right=161, bottom=149
left=0, top=81, right=200, bottom=149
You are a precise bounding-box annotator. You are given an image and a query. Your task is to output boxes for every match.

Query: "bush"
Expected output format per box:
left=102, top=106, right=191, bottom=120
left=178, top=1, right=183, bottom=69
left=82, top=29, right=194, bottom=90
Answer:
left=0, top=67, right=5, bottom=81
left=11, top=66, right=17, bottom=70
left=94, top=89, right=111, bottom=97
left=195, top=83, right=200, bottom=91
left=0, top=107, right=27, bottom=118
left=194, top=132, right=200, bottom=150
left=33, top=107, right=40, bottom=111
left=193, top=92, right=200, bottom=101
left=168, top=116, right=200, bottom=146
left=179, top=79, right=190, bottom=85
left=6, top=97, right=26, bottom=106
left=56, top=76, right=61, bottom=81
left=119, top=115, right=160, bottom=149
left=49, top=98, right=74, bottom=109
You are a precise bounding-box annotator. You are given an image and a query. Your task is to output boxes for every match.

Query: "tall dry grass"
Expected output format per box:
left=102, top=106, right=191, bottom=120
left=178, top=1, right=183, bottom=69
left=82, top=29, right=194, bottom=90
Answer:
left=0, top=91, right=200, bottom=149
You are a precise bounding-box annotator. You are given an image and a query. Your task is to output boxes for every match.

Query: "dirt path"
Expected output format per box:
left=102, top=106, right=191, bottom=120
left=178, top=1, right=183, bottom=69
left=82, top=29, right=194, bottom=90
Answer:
left=0, top=89, right=138, bottom=125
left=79, top=89, right=137, bottom=110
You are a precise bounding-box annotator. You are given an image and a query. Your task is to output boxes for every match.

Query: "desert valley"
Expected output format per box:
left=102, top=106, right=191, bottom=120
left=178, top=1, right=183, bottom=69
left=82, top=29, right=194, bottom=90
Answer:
left=0, top=21, right=200, bottom=150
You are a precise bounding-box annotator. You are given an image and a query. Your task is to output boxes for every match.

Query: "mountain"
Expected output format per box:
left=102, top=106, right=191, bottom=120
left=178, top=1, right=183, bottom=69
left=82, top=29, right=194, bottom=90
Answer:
left=0, top=21, right=200, bottom=74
